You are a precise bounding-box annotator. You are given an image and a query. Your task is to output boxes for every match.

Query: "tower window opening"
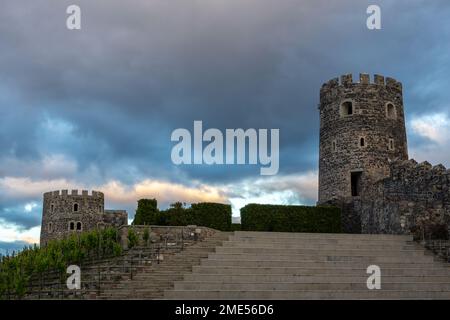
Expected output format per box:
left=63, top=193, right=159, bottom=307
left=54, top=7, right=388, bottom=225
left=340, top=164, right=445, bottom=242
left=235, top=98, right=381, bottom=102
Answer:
left=51, top=204, right=54, bottom=213
left=332, top=140, right=337, bottom=152
left=76, top=222, right=82, bottom=231
left=99, top=205, right=103, bottom=213
left=73, top=203, right=79, bottom=212
left=360, top=137, right=365, bottom=147
left=48, top=222, right=53, bottom=233
left=389, top=139, right=395, bottom=150
left=351, top=171, right=363, bottom=197
left=340, top=101, right=353, bottom=117
left=69, top=221, right=75, bottom=231
left=386, top=103, right=396, bottom=119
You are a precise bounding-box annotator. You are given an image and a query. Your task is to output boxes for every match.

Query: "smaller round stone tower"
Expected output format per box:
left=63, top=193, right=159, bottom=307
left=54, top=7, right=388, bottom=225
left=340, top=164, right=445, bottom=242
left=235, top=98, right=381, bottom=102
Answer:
left=40, top=190, right=106, bottom=245
left=318, top=73, right=408, bottom=231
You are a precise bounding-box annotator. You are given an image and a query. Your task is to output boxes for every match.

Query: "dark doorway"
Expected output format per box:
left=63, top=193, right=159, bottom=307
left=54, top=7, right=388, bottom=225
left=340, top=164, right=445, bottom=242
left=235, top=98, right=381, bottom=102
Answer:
left=351, top=171, right=363, bottom=196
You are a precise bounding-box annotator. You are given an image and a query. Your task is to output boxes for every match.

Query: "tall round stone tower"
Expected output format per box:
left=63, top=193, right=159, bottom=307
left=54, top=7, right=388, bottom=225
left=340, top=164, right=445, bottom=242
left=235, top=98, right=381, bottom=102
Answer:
left=318, top=73, right=408, bottom=231
left=40, top=190, right=106, bottom=245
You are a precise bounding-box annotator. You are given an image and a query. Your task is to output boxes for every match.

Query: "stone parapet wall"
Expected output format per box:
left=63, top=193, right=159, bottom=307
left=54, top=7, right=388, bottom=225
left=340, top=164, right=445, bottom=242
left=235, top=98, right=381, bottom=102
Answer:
left=118, top=225, right=218, bottom=249
left=359, top=159, right=450, bottom=235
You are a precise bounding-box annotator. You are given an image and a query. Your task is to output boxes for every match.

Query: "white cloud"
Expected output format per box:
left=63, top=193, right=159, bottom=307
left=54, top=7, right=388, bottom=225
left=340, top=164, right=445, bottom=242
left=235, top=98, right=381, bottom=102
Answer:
left=410, top=113, right=450, bottom=144
left=409, top=112, right=450, bottom=167
left=225, top=171, right=318, bottom=215
left=0, top=220, right=40, bottom=245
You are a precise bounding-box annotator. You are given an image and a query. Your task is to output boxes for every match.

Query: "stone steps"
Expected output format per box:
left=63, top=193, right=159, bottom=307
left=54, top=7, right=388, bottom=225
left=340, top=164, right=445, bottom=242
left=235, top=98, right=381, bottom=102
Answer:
left=207, top=253, right=434, bottom=263
left=214, top=246, right=427, bottom=256
left=192, top=265, right=450, bottom=276
left=163, top=290, right=450, bottom=300
left=95, top=231, right=228, bottom=299
left=164, top=231, right=450, bottom=299
left=173, top=281, right=450, bottom=291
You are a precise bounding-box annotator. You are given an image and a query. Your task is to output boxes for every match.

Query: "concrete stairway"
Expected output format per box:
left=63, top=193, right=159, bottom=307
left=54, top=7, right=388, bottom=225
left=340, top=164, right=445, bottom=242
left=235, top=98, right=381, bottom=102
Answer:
left=97, top=232, right=232, bottom=299
left=164, top=231, right=450, bottom=299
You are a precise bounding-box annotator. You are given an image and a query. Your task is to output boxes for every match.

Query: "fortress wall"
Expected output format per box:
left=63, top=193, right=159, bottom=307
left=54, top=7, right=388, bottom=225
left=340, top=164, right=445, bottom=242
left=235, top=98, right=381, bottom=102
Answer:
left=359, top=160, right=450, bottom=236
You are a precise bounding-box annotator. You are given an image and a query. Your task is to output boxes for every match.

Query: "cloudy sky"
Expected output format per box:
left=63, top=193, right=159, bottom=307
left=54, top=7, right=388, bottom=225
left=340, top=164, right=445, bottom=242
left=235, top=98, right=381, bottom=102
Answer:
left=1, top=0, right=450, bottom=253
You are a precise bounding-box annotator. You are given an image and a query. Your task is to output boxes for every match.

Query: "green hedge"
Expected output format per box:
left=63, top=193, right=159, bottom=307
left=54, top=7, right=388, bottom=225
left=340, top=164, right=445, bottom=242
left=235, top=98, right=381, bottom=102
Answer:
left=240, top=204, right=341, bottom=233
left=132, top=200, right=232, bottom=231
left=230, top=223, right=242, bottom=231
left=190, top=203, right=232, bottom=231
left=133, top=199, right=158, bottom=225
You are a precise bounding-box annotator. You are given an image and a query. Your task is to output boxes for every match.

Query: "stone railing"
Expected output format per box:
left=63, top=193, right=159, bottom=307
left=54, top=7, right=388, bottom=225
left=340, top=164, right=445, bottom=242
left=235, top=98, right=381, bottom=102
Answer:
left=118, top=225, right=217, bottom=249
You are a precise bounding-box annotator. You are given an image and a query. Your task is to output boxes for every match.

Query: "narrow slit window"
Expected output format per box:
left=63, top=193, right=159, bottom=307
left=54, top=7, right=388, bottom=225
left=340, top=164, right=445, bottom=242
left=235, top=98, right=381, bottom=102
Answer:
left=73, top=203, right=79, bottom=212
left=360, top=137, right=365, bottom=147
left=389, top=139, right=395, bottom=150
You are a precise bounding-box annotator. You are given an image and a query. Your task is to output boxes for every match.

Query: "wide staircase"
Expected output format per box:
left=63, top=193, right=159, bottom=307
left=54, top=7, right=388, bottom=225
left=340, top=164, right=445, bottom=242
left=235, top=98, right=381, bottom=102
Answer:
left=96, top=232, right=231, bottom=299
left=164, top=231, right=450, bottom=299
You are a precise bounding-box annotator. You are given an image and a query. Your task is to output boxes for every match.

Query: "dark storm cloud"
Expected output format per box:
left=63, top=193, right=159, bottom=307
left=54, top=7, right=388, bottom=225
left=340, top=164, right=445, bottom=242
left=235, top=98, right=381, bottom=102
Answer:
left=0, top=204, right=41, bottom=230
left=0, top=240, right=33, bottom=256
left=1, top=0, right=450, bottom=187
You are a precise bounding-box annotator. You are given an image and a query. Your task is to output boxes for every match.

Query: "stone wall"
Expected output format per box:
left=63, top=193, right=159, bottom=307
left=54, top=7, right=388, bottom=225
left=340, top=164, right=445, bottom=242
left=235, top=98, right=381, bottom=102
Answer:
left=358, top=159, right=450, bottom=235
left=118, top=225, right=218, bottom=249
left=40, top=190, right=128, bottom=245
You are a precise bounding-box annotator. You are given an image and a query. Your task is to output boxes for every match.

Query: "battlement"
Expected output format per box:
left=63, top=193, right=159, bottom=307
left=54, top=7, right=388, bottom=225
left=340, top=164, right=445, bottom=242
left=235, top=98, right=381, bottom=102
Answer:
left=321, top=73, right=402, bottom=91
left=43, top=189, right=104, bottom=198
left=389, top=158, right=449, bottom=181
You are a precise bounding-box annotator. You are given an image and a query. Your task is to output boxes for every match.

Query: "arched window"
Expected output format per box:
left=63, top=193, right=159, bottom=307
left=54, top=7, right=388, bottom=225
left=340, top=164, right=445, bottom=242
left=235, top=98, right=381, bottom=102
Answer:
left=386, top=103, right=396, bottom=119
left=69, top=221, right=75, bottom=231
left=340, top=101, right=353, bottom=117
left=73, top=203, right=79, bottom=212
left=76, top=222, right=82, bottom=231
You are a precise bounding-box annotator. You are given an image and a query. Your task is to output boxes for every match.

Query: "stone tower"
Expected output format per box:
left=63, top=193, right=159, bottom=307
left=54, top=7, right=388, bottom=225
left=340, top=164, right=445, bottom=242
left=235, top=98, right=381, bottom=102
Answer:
left=40, top=190, right=127, bottom=245
left=318, top=73, right=408, bottom=232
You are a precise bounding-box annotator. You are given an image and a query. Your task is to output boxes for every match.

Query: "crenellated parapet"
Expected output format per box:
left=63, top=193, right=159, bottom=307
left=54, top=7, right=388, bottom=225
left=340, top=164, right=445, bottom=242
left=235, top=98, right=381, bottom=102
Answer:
left=321, top=73, right=402, bottom=92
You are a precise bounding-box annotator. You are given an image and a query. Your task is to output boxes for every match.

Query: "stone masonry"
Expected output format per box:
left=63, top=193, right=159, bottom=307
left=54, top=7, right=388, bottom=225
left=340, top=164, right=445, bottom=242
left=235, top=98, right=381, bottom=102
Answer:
left=40, top=190, right=128, bottom=245
left=318, top=73, right=450, bottom=236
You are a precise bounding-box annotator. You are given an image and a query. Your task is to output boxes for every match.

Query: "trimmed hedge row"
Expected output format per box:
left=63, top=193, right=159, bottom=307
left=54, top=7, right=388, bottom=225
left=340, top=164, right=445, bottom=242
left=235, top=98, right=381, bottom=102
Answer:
left=132, top=200, right=232, bottom=231
left=240, top=204, right=341, bottom=233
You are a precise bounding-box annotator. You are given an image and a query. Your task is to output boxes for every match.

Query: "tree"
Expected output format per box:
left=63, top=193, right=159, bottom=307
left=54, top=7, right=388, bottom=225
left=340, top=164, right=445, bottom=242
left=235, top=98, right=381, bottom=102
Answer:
left=133, top=199, right=158, bottom=225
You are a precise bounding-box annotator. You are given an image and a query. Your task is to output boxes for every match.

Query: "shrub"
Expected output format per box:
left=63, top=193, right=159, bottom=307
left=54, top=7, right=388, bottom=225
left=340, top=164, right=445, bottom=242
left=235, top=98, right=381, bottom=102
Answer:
left=0, top=227, right=122, bottom=299
left=240, top=204, right=341, bottom=233
left=127, top=228, right=139, bottom=249
left=131, top=199, right=232, bottom=231
left=142, top=227, right=150, bottom=247
left=230, top=224, right=241, bottom=231
left=133, top=199, right=158, bottom=225
left=190, top=203, right=232, bottom=231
